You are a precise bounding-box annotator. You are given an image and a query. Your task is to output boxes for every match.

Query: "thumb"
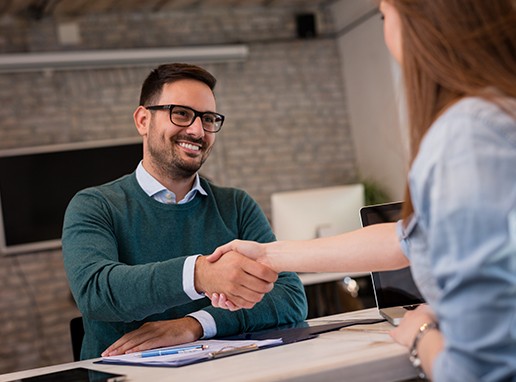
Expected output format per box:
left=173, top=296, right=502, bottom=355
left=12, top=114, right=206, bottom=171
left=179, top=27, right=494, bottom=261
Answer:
left=206, top=245, right=229, bottom=263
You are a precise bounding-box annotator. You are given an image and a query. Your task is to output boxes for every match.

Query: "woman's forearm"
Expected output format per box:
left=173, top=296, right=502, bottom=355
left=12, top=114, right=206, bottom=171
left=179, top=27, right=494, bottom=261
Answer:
left=264, top=223, right=407, bottom=273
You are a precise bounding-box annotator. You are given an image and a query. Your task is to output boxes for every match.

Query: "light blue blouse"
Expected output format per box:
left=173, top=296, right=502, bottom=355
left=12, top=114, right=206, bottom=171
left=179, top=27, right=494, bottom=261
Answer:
left=397, top=97, right=516, bottom=381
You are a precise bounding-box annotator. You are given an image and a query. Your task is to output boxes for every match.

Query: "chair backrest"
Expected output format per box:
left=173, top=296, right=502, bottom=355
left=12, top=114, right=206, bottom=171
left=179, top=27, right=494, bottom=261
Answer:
left=69, top=316, right=84, bottom=361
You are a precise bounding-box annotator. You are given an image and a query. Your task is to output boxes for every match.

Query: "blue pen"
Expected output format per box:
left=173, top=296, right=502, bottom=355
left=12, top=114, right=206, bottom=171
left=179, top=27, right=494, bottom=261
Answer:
left=141, top=344, right=207, bottom=358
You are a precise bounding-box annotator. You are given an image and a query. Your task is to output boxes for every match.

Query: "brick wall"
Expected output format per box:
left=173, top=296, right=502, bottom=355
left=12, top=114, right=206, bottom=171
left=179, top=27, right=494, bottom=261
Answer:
left=0, top=5, right=357, bottom=373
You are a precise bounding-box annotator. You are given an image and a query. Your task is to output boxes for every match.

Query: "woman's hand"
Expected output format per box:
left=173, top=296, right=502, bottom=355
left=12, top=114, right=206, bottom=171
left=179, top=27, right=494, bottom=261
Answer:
left=206, top=240, right=271, bottom=267
left=208, top=292, right=240, bottom=311
left=205, top=241, right=273, bottom=311
left=390, top=305, right=442, bottom=381
left=390, top=304, right=436, bottom=348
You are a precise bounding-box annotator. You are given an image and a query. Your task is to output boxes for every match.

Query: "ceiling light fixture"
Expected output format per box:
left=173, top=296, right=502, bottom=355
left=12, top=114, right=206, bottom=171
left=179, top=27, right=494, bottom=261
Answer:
left=0, top=45, right=249, bottom=73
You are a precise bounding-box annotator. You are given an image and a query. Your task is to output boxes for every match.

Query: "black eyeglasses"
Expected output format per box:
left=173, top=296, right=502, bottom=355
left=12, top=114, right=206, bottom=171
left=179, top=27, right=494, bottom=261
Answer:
left=146, top=104, right=225, bottom=133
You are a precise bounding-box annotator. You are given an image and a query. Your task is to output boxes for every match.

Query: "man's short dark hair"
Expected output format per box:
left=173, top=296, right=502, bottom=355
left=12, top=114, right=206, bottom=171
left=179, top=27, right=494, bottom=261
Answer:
left=139, top=63, right=217, bottom=106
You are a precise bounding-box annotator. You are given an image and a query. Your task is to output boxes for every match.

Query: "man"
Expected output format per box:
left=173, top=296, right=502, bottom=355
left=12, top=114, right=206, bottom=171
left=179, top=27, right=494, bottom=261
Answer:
left=62, top=63, right=307, bottom=360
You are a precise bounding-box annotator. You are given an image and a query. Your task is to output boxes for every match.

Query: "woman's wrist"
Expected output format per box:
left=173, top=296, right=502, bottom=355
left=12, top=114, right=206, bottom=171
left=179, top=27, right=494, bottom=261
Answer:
left=410, top=321, right=439, bottom=379
left=264, top=241, right=283, bottom=272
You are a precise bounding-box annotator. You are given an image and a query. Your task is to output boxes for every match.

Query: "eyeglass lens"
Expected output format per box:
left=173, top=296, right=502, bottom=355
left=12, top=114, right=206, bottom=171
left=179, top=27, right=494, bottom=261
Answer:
left=171, top=105, right=223, bottom=132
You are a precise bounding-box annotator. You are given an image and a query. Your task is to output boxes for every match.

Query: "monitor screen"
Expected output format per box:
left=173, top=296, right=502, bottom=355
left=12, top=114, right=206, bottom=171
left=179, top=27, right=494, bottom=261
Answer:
left=271, top=184, right=365, bottom=241
left=0, top=137, right=142, bottom=255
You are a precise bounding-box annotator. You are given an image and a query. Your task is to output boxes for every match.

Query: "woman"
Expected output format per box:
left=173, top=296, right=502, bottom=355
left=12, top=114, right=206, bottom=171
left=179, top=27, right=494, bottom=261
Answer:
left=207, top=0, right=516, bottom=380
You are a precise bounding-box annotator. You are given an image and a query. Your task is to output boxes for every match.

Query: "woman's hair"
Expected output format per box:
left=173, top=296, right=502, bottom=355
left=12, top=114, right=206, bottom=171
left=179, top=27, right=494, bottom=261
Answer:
left=386, top=0, right=516, bottom=217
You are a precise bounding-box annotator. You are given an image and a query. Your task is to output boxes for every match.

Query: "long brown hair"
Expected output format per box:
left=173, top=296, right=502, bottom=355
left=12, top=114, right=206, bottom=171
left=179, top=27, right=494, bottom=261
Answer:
left=385, top=0, right=516, bottom=218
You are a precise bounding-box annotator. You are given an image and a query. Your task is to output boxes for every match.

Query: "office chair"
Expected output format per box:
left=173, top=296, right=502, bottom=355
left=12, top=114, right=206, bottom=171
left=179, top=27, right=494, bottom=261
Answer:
left=69, top=316, right=84, bottom=362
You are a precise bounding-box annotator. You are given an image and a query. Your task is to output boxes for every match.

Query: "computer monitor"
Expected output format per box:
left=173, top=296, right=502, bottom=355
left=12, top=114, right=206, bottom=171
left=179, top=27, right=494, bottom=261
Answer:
left=271, top=184, right=365, bottom=240
left=0, top=137, right=142, bottom=255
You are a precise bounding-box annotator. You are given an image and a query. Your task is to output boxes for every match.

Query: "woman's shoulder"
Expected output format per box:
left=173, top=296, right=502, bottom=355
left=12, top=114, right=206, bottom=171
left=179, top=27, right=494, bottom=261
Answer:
left=439, top=95, right=516, bottom=130
left=426, top=96, right=516, bottom=149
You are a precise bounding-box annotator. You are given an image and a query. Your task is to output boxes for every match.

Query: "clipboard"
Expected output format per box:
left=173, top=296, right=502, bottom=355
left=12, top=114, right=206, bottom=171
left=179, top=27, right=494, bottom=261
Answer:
left=98, top=339, right=282, bottom=367
left=98, top=318, right=385, bottom=368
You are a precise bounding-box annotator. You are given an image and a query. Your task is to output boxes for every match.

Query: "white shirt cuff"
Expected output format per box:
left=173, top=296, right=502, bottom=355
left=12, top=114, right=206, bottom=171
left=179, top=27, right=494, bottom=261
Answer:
left=183, top=255, right=205, bottom=300
left=188, top=310, right=217, bottom=339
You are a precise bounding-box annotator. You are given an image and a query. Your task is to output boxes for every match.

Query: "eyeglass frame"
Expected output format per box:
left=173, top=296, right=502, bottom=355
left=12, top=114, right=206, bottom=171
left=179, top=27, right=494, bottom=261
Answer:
left=145, top=104, right=225, bottom=133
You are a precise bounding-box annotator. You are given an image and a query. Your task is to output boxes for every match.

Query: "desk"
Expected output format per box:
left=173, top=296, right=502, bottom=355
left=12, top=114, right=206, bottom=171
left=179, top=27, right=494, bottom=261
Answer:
left=0, top=309, right=417, bottom=382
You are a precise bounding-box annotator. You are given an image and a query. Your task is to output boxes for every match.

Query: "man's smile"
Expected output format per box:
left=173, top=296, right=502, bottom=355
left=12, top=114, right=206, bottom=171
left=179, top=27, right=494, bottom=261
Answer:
left=178, top=141, right=201, bottom=152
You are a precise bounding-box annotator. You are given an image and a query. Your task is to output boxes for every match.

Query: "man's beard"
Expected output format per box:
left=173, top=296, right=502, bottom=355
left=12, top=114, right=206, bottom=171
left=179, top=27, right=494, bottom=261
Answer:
left=148, top=133, right=212, bottom=180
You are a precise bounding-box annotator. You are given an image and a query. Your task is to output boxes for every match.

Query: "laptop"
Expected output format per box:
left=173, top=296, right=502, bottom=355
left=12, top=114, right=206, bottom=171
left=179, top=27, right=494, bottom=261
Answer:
left=360, top=202, right=425, bottom=326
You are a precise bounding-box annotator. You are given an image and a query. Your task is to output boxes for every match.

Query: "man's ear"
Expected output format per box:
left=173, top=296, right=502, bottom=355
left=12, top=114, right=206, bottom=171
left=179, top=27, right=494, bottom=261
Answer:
left=134, top=106, right=150, bottom=137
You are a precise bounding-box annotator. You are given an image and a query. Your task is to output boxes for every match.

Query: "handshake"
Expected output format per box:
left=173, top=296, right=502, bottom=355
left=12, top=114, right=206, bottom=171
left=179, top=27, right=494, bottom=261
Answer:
left=196, top=240, right=278, bottom=311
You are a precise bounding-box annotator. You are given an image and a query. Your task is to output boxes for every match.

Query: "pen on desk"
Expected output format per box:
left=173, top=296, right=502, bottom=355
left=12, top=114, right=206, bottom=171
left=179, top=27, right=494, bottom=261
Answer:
left=141, top=344, right=207, bottom=358
left=208, top=344, right=259, bottom=359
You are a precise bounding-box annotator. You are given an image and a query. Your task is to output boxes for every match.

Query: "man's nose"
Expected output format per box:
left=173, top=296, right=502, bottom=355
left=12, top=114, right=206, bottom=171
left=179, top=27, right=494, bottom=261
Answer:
left=185, top=116, right=205, bottom=137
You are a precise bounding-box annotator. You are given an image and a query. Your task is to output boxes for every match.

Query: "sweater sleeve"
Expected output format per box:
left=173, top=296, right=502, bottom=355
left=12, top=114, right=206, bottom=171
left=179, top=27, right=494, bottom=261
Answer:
left=62, top=190, right=200, bottom=322
left=202, top=192, right=308, bottom=336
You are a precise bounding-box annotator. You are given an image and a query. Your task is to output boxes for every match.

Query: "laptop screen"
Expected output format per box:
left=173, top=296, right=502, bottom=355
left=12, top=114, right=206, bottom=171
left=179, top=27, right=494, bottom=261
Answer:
left=360, top=202, right=425, bottom=308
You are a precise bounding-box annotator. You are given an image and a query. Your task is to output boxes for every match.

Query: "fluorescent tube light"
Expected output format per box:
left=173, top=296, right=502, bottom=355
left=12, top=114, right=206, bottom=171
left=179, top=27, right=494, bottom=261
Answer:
left=0, top=45, right=249, bottom=73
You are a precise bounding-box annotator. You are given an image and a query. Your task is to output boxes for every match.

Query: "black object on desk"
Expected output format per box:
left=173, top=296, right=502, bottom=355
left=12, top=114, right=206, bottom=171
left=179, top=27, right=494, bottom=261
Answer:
left=8, top=367, right=126, bottom=382
left=221, top=318, right=386, bottom=344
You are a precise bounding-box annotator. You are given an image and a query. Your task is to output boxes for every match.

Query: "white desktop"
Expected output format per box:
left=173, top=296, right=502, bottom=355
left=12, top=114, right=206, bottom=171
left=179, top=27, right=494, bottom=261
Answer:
left=271, top=184, right=366, bottom=285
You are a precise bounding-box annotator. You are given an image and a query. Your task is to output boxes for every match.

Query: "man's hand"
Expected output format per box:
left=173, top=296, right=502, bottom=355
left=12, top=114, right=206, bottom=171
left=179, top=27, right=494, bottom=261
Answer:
left=206, top=240, right=270, bottom=267
left=101, top=317, right=203, bottom=357
left=195, top=251, right=277, bottom=309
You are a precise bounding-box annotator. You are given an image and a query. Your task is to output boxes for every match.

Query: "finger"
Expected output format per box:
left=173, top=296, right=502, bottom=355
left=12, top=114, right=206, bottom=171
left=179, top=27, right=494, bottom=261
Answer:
left=124, top=335, right=167, bottom=353
left=216, top=293, right=238, bottom=311
left=206, top=241, right=238, bottom=262
left=206, top=248, right=224, bottom=263
left=223, top=291, right=260, bottom=309
left=102, top=331, right=139, bottom=356
left=241, top=257, right=278, bottom=284
left=219, top=293, right=249, bottom=312
left=105, top=335, right=146, bottom=356
left=212, top=293, right=230, bottom=310
left=224, top=298, right=240, bottom=311
left=222, top=269, right=273, bottom=306
left=118, top=325, right=171, bottom=354
left=239, top=270, right=275, bottom=295
left=104, top=323, right=160, bottom=356
left=217, top=293, right=237, bottom=310
left=210, top=292, right=222, bottom=308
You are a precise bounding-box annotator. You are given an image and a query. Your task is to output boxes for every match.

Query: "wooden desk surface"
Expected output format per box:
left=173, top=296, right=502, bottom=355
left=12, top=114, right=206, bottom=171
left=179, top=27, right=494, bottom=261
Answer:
left=0, top=309, right=417, bottom=382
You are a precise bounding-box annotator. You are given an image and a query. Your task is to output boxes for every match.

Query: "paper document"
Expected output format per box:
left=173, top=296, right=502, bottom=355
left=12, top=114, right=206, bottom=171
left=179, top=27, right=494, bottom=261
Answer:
left=100, top=339, right=282, bottom=367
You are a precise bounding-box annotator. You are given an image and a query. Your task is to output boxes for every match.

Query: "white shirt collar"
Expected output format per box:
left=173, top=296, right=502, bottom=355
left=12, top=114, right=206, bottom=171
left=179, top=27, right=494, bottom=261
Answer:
left=135, top=161, right=207, bottom=204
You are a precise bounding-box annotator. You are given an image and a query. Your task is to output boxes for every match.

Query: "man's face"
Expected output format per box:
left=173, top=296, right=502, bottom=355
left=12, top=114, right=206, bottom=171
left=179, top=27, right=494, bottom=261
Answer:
left=144, top=79, right=217, bottom=180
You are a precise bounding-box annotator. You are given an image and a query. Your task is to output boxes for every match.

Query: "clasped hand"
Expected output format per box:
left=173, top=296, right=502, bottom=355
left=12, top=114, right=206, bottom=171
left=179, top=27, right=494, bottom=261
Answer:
left=196, top=248, right=277, bottom=309
left=205, top=240, right=272, bottom=311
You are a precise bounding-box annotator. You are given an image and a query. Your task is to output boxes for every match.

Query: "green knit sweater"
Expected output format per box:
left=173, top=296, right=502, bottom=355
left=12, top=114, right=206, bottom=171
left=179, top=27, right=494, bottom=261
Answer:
left=62, top=173, right=307, bottom=359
